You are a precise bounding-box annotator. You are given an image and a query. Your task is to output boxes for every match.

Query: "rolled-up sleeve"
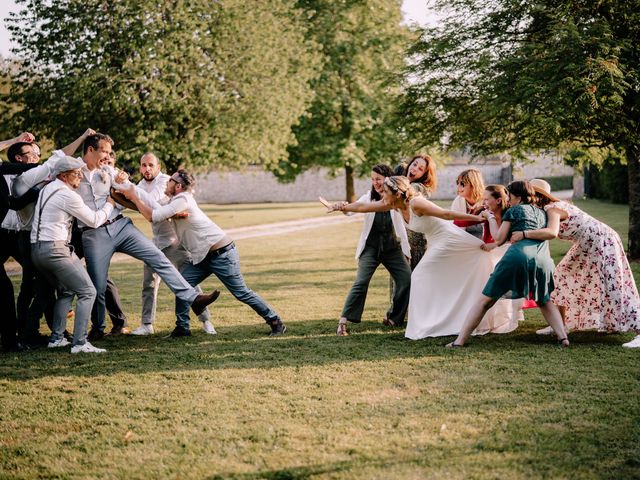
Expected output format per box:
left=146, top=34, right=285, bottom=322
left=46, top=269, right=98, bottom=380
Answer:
left=151, top=197, right=188, bottom=223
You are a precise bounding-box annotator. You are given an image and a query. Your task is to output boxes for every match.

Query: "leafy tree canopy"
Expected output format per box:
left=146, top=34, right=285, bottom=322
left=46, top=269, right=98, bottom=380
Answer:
left=274, top=0, right=412, bottom=200
left=399, top=0, right=640, bottom=256
left=5, top=0, right=321, bottom=172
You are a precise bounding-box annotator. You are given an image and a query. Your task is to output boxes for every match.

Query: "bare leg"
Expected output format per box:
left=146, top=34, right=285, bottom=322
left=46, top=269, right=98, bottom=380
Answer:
left=557, top=305, right=566, bottom=324
left=337, top=316, right=348, bottom=336
left=539, top=301, right=569, bottom=346
left=447, top=295, right=497, bottom=347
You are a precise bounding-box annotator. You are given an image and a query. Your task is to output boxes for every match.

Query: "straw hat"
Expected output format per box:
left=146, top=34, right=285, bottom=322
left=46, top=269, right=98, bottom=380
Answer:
left=530, top=178, right=560, bottom=202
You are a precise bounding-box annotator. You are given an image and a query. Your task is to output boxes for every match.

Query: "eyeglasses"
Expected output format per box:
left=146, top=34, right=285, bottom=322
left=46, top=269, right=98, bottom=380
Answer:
left=457, top=181, right=466, bottom=187
left=64, top=171, right=83, bottom=178
left=19, top=150, right=40, bottom=159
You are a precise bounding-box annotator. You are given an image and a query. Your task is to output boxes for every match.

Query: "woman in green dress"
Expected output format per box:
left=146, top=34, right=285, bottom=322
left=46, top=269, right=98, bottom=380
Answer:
left=446, top=180, right=569, bottom=347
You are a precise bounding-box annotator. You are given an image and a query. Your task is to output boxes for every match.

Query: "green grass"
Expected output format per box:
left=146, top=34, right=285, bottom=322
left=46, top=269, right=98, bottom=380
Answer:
left=2, top=199, right=639, bottom=479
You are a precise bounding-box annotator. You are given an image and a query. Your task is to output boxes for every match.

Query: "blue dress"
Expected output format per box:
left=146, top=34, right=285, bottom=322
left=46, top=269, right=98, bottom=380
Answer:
left=482, top=204, right=555, bottom=303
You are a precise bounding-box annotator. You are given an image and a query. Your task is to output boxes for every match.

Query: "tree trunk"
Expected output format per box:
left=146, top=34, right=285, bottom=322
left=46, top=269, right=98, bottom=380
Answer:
left=345, top=165, right=355, bottom=202
left=628, top=144, right=640, bottom=260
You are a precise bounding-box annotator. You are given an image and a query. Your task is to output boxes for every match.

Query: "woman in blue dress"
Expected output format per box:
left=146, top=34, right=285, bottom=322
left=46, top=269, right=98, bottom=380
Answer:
left=446, top=180, right=569, bottom=347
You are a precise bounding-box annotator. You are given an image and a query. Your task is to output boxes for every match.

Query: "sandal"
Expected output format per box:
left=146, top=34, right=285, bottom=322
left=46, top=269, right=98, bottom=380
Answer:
left=336, top=319, right=349, bottom=337
left=382, top=316, right=396, bottom=327
left=558, top=337, right=570, bottom=348
left=445, top=342, right=464, bottom=348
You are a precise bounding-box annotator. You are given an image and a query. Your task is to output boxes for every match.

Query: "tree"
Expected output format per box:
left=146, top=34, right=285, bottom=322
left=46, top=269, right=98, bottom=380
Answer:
left=273, top=0, right=411, bottom=201
left=399, top=0, right=640, bottom=258
left=5, top=0, right=320, bottom=172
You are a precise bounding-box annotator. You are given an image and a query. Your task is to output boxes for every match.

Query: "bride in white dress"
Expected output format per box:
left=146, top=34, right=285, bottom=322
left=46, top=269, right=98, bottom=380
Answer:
left=381, top=176, right=518, bottom=339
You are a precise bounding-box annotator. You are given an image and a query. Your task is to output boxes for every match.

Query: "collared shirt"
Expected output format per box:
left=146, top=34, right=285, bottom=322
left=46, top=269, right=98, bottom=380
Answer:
left=150, top=191, right=226, bottom=264
left=30, top=178, right=114, bottom=243
left=75, top=154, right=125, bottom=227
left=1, top=176, right=20, bottom=231
left=11, top=152, right=65, bottom=231
left=137, top=173, right=177, bottom=249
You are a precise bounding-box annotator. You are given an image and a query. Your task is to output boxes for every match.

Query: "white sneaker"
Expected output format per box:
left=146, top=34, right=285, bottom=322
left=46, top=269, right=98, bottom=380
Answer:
left=71, top=341, right=107, bottom=354
left=622, top=335, right=640, bottom=349
left=201, top=320, right=217, bottom=335
left=48, top=338, right=70, bottom=348
left=536, top=326, right=555, bottom=335
left=131, top=324, right=154, bottom=336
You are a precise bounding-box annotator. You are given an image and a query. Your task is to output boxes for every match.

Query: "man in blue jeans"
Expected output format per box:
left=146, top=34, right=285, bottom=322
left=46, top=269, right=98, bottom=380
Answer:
left=121, top=169, right=286, bottom=337
left=63, top=133, right=219, bottom=339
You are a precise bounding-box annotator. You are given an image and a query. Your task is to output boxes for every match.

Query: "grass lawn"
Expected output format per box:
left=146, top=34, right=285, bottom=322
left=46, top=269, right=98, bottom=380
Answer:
left=2, top=199, right=639, bottom=479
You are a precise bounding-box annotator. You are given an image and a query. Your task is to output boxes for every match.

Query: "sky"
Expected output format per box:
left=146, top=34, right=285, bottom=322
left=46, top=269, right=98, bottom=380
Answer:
left=0, top=0, right=436, bottom=58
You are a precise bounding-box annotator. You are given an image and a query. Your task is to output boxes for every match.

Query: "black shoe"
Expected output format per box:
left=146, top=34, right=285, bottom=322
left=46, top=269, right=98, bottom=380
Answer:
left=269, top=320, right=287, bottom=336
left=169, top=326, right=191, bottom=338
left=191, top=290, right=221, bottom=316
left=2, top=342, right=28, bottom=353
left=87, top=328, right=105, bottom=342
left=24, top=333, right=50, bottom=347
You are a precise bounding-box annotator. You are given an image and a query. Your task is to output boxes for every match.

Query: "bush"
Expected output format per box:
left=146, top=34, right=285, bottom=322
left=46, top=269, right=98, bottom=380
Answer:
left=539, top=175, right=574, bottom=192
left=587, top=162, right=629, bottom=204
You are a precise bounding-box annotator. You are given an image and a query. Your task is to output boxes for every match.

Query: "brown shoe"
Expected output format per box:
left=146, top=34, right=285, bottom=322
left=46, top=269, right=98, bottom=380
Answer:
left=87, top=328, right=105, bottom=342
left=106, top=326, right=131, bottom=336
left=191, top=290, right=221, bottom=316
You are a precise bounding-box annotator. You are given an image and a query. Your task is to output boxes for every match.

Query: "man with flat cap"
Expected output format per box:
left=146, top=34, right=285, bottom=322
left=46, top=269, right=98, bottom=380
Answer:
left=30, top=156, right=115, bottom=353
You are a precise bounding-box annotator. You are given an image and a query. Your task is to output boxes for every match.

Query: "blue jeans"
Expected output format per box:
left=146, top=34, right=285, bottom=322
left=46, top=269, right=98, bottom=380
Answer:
left=175, top=245, right=279, bottom=330
left=82, top=217, right=199, bottom=331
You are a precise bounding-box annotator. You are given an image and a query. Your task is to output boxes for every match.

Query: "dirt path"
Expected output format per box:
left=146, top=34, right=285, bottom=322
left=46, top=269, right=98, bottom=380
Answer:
left=5, top=214, right=362, bottom=273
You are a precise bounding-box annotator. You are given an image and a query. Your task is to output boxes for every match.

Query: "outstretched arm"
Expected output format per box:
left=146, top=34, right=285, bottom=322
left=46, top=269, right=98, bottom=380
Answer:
left=0, top=132, right=35, bottom=152
left=411, top=197, right=484, bottom=222
left=60, top=128, right=96, bottom=156
left=511, top=208, right=562, bottom=243
left=335, top=199, right=391, bottom=214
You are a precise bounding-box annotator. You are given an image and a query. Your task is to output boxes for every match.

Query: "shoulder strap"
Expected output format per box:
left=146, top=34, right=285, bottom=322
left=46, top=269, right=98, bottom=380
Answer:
left=35, top=188, right=64, bottom=243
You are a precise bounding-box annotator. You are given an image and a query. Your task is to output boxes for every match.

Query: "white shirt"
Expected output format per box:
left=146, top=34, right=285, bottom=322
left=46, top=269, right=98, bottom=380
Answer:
left=1, top=176, right=21, bottom=231
left=137, top=173, right=177, bottom=249
left=70, top=150, right=126, bottom=227
left=150, top=191, right=226, bottom=264
left=354, top=191, right=411, bottom=260
left=11, top=153, right=65, bottom=231
left=31, top=179, right=114, bottom=243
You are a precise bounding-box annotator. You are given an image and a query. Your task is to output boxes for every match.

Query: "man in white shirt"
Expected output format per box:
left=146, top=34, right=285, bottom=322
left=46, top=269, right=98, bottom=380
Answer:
left=70, top=134, right=219, bottom=339
left=30, top=156, right=115, bottom=353
left=132, top=152, right=215, bottom=336
left=122, top=169, right=286, bottom=337
left=11, top=129, right=97, bottom=346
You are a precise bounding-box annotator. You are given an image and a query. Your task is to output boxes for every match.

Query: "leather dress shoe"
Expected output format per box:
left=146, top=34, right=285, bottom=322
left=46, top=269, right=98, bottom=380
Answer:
left=168, top=326, right=191, bottom=338
left=87, top=328, right=105, bottom=342
left=2, top=342, right=28, bottom=353
left=191, top=290, right=220, bottom=316
left=106, top=326, right=131, bottom=336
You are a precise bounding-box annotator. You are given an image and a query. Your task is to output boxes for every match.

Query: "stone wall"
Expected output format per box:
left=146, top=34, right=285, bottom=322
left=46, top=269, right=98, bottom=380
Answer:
left=194, top=154, right=574, bottom=204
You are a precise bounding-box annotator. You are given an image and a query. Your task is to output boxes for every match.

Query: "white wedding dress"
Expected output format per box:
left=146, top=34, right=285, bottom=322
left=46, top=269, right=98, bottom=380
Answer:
left=405, top=210, right=518, bottom=339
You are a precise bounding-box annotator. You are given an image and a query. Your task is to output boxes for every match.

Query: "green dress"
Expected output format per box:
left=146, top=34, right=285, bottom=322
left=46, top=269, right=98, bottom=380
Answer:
left=482, top=204, right=555, bottom=303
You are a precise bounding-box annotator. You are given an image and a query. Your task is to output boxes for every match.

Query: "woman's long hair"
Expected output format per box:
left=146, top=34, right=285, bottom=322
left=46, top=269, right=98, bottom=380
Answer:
left=485, top=184, right=509, bottom=216
left=371, top=164, right=394, bottom=201
left=507, top=180, right=536, bottom=205
left=404, top=154, right=437, bottom=194
left=457, top=169, right=485, bottom=205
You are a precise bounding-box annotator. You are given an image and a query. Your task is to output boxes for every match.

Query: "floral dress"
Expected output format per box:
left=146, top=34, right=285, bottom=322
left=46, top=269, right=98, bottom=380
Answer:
left=546, top=201, right=640, bottom=332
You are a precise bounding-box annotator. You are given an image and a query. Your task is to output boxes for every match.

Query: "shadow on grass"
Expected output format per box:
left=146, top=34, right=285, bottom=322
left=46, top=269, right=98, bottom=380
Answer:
left=0, top=319, right=632, bottom=381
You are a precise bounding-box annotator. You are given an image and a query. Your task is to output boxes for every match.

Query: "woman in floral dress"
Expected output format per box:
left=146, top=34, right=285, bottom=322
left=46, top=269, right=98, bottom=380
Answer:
left=510, top=179, right=640, bottom=347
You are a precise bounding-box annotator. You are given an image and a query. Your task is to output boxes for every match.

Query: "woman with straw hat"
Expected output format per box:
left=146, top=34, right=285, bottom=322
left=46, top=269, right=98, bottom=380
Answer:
left=510, top=179, right=640, bottom=348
